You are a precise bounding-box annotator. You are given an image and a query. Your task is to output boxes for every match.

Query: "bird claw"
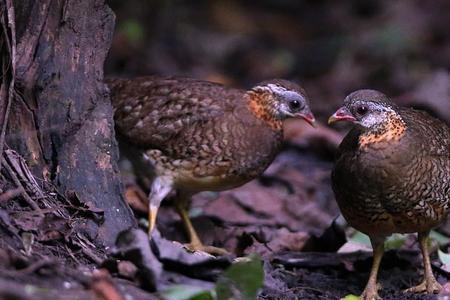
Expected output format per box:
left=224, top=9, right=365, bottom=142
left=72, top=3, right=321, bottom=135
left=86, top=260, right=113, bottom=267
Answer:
left=361, top=282, right=382, bottom=300
left=404, top=277, right=442, bottom=294
left=183, top=242, right=229, bottom=256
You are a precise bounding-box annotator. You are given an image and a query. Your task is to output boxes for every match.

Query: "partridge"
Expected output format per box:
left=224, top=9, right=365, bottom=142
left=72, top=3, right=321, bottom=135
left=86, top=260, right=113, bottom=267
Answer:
left=107, top=76, right=315, bottom=255
left=329, top=89, right=450, bottom=300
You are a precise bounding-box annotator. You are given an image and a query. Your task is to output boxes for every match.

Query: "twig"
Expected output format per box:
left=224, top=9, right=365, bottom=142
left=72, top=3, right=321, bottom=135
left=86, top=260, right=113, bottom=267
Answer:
left=0, top=258, right=56, bottom=277
left=2, top=157, right=43, bottom=214
left=81, top=246, right=104, bottom=265
left=64, top=243, right=81, bottom=265
left=17, top=258, right=56, bottom=275
left=0, top=187, right=24, bottom=202
left=73, top=234, right=104, bottom=265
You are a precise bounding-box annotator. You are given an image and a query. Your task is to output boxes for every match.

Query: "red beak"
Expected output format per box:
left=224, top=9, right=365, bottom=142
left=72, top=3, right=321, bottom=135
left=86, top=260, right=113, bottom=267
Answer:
left=328, top=106, right=356, bottom=124
left=297, top=109, right=316, bottom=127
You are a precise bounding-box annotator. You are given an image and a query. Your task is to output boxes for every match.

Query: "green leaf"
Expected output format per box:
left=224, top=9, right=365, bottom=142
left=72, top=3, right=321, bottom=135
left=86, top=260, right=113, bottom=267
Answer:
left=438, top=249, right=450, bottom=267
left=384, top=233, right=406, bottom=250
left=430, top=230, right=450, bottom=247
left=215, top=254, right=264, bottom=300
left=189, top=207, right=203, bottom=218
left=162, top=284, right=213, bottom=300
left=191, top=292, right=215, bottom=300
left=119, top=20, right=144, bottom=44
left=349, top=231, right=406, bottom=250
left=349, top=231, right=371, bottom=246
left=340, top=294, right=360, bottom=300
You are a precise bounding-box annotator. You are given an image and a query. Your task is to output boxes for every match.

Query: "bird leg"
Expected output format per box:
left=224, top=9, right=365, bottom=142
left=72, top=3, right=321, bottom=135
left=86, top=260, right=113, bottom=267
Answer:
left=174, top=195, right=229, bottom=256
left=148, top=176, right=173, bottom=236
left=404, top=231, right=442, bottom=294
left=361, top=238, right=384, bottom=300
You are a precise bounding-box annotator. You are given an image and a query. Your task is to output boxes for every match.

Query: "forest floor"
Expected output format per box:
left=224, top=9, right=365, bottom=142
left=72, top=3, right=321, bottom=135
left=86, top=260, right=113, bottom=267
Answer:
left=0, top=119, right=449, bottom=300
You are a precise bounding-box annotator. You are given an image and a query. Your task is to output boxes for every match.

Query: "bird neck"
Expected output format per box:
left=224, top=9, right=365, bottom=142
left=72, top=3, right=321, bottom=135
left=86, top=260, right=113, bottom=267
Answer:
left=359, top=112, right=407, bottom=148
left=245, top=91, right=282, bottom=130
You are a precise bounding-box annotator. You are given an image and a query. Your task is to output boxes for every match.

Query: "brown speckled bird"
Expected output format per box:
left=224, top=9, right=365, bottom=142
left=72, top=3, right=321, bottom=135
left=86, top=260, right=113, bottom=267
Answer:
left=107, top=76, right=315, bottom=255
left=329, top=90, right=450, bottom=300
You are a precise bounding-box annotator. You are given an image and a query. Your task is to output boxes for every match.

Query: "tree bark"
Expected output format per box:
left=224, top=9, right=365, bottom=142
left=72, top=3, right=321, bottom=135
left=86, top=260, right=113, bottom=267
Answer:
left=1, top=0, right=136, bottom=246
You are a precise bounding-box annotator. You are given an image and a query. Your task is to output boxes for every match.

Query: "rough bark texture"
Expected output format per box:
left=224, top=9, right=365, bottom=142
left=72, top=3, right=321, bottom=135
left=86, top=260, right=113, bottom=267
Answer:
left=3, top=0, right=136, bottom=246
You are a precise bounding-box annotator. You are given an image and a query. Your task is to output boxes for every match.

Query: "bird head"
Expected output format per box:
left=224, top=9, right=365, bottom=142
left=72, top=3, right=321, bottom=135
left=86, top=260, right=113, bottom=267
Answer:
left=328, top=89, right=400, bottom=129
left=250, top=79, right=316, bottom=127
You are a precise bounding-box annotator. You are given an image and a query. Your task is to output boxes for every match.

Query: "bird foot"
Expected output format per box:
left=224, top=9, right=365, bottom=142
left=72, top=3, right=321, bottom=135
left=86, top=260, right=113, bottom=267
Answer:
left=404, top=277, right=442, bottom=294
left=361, top=282, right=382, bottom=300
left=183, top=242, right=229, bottom=256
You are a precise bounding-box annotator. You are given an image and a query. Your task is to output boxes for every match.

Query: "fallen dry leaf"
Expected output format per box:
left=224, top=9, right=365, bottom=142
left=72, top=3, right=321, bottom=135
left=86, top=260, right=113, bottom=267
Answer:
left=91, top=269, right=125, bottom=300
left=124, top=184, right=148, bottom=213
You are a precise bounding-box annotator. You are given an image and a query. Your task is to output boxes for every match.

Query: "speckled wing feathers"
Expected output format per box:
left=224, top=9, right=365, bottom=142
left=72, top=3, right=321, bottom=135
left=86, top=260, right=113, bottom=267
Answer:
left=107, top=76, right=242, bottom=149
left=399, top=108, right=450, bottom=157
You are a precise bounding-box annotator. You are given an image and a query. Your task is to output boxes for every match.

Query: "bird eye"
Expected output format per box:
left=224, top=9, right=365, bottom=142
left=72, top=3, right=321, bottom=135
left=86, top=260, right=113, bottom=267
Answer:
left=356, top=105, right=368, bottom=115
left=289, top=99, right=301, bottom=111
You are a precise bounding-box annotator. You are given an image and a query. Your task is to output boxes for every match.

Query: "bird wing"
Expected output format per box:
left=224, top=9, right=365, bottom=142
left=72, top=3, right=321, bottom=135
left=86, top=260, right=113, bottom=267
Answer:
left=400, top=108, right=450, bottom=157
left=107, top=76, right=243, bottom=149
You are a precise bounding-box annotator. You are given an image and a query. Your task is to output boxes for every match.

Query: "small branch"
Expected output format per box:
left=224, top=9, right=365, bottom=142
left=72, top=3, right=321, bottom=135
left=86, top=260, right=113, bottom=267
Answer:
left=2, top=156, right=43, bottom=214
left=17, top=258, right=56, bottom=275
left=73, top=234, right=104, bottom=265
left=0, top=187, right=23, bottom=202
left=0, top=258, right=56, bottom=277
left=82, top=246, right=104, bottom=265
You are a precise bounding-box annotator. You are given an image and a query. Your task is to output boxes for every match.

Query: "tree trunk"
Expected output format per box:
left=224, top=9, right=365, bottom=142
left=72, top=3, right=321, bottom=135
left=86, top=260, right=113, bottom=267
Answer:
left=1, top=0, right=136, bottom=246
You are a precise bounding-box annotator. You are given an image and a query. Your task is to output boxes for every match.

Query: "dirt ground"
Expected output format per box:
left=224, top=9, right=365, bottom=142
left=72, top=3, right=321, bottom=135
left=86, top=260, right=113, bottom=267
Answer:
left=1, top=132, right=447, bottom=299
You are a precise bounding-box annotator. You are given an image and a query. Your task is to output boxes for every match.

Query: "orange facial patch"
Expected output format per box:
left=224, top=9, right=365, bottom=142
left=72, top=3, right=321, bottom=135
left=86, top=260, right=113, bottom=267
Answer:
left=359, top=113, right=406, bottom=148
left=246, top=92, right=282, bottom=130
